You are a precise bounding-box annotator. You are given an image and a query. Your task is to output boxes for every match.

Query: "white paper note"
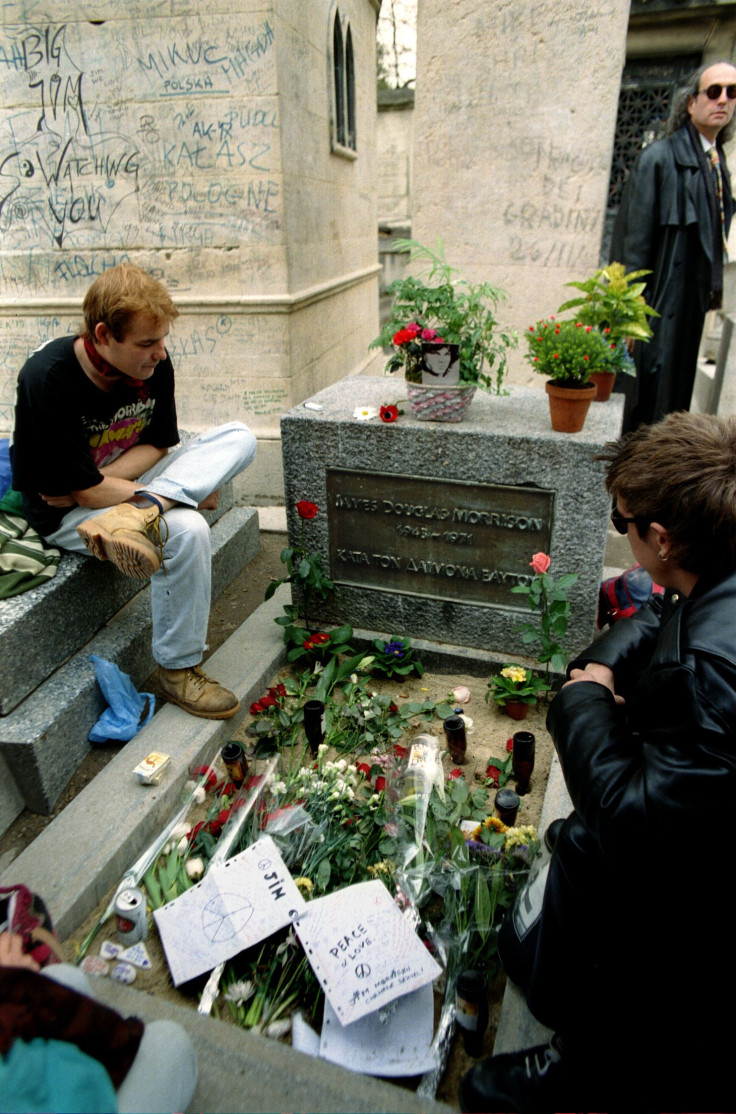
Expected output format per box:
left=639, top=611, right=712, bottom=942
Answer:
left=295, top=879, right=441, bottom=1026
left=320, top=983, right=436, bottom=1076
left=154, top=835, right=305, bottom=986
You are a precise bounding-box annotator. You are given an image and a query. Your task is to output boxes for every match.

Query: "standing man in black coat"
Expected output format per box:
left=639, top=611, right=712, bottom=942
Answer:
left=610, top=60, right=736, bottom=432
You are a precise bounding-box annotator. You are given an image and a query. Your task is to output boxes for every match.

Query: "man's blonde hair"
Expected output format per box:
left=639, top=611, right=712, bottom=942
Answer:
left=82, top=263, right=178, bottom=341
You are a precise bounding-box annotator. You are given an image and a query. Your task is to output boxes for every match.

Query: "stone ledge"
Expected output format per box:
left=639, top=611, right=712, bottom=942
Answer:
left=0, top=506, right=258, bottom=815
left=0, top=586, right=289, bottom=938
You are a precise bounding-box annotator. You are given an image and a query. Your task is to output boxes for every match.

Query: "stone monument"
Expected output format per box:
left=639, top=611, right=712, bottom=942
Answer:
left=280, top=378, right=624, bottom=669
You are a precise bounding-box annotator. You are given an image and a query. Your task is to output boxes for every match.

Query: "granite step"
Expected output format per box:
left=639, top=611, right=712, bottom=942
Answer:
left=0, top=485, right=234, bottom=717
left=0, top=505, right=258, bottom=819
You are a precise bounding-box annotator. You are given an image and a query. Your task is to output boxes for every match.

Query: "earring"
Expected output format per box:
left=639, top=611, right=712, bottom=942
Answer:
left=657, top=550, right=668, bottom=562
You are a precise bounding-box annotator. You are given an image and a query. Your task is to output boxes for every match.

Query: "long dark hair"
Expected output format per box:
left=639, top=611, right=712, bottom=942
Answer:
left=667, top=61, right=736, bottom=145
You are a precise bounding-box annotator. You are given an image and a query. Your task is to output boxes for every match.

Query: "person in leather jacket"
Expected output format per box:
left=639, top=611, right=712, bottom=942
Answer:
left=461, top=411, right=736, bottom=1113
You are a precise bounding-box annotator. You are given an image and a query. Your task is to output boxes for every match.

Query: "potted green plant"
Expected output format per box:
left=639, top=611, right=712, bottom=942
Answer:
left=486, top=664, right=550, bottom=720
left=370, top=239, right=517, bottom=420
left=556, top=262, right=658, bottom=401
left=525, top=317, right=609, bottom=431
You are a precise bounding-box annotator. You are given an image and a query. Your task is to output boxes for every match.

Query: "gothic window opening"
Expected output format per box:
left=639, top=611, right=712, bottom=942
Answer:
left=332, top=7, right=357, bottom=155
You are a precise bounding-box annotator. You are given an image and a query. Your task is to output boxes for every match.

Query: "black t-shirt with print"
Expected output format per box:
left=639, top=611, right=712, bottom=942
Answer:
left=11, top=335, right=179, bottom=537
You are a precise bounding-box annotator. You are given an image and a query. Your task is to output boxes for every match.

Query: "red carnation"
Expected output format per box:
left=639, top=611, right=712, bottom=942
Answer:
left=393, top=744, right=407, bottom=759
left=356, top=762, right=372, bottom=779
left=506, top=738, right=514, bottom=752
left=374, top=776, right=387, bottom=792
left=448, top=768, right=464, bottom=779
left=295, top=500, right=319, bottom=520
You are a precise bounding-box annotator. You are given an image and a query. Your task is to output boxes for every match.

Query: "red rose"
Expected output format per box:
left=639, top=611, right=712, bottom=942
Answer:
left=295, top=500, right=319, bottom=520
left=272, top=683, right=287, bottom=698
left=217, top=782, right=237, bottom=798
left=259, top=694, right=278, bottom=709
left=250, top=701, right=264, bottom=715
left=486, top=764, right=501, bottom=787
left=393, top=744, right=407, bottom=759
left=506, top=738, right=514, bottom=752
left=448, top=768, right=464, bottom=779
left=380, top=404, right=400, bottom=423
left=374, top=776, right=387, bottom=792
left=191, top=765, right=218, bottom=792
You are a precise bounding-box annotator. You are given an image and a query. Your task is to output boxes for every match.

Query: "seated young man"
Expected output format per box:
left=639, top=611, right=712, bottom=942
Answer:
left=11, top=263, right=256, bottom=720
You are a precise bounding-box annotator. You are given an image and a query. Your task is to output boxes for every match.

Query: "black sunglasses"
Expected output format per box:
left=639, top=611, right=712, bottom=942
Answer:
left=610, top=505, right=649, bottom=536
left=697, top=83, right=736, bottom=100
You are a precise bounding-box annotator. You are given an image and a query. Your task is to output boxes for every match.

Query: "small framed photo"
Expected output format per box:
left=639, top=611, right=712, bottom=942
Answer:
left=421, top=342, right=460, bottom=385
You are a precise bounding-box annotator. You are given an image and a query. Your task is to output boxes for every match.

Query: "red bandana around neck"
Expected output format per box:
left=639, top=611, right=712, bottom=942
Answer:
left=82, top=334, right=145, bottom=389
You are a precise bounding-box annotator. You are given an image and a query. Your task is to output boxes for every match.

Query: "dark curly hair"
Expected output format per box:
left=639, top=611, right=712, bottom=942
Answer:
left=667, top=61, right=736, bottom=145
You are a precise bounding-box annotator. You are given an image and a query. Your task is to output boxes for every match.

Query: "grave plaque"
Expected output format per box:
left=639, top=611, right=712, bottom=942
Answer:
left=327, top=468, right=554, bottom=609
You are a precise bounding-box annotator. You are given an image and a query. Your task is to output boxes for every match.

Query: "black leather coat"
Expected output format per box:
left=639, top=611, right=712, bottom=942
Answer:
left=610, top=123, right=733, bottom=428
left=527, top=571, right=736, bottom=1075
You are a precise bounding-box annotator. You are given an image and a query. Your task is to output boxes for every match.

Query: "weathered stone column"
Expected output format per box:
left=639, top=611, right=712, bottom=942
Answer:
left=411, top=0, right=631, bottom=387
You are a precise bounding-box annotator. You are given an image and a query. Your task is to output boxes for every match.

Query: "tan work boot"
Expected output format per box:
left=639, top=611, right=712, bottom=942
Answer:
left=158, top=665, right=240, bottom=720
left=77, top=503, right=164, bottom=580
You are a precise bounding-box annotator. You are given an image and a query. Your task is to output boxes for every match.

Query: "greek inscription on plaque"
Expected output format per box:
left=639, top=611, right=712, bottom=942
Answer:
left=326, top=469, right=554, bottom=609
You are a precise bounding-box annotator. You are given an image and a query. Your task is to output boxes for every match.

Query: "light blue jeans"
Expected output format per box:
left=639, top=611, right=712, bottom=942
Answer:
left=45, top=422, right=256, bottom=669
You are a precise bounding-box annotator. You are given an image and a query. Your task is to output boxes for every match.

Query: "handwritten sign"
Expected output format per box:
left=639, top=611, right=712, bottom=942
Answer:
left=153, top=835, right=305, bottom=986
left=319, top=983, right=436, bottom=1076
left=295, top=880, right=441, bottom=1026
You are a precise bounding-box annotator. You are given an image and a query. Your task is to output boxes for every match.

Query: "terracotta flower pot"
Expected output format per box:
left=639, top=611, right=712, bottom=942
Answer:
left=589, top=370, right=616, bottom=402
left=503, top=701, right=529, bottom=721
left=545, top=381, right=597, bottom=433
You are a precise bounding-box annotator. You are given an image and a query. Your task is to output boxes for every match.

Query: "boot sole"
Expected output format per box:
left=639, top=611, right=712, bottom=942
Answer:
left=160, top=690, right=241, bottom=720
left=77, top=522, right=160, bottom=580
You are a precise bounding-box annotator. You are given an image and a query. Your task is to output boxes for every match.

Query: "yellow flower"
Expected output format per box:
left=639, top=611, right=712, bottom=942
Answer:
left=294, top=876, right=314, bottom=896
left=503, top=824, right=538, bottom=849
left=500, top=665, right=528, bottom=685
left=367, top=859, right=395, bottom=878
left=483, top=815, right=508, bottom=834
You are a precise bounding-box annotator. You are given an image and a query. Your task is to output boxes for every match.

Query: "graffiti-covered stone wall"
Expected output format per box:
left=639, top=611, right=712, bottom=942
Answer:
left=0, top=0, right=381, bottom=498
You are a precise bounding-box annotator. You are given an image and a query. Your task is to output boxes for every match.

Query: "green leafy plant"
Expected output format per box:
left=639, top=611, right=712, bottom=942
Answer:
left=512, top=552, right=579, bottom=680
left=486, top=664, right=550, bottom=708
left=557, top=261, right=658, bottom=343
left=265, top=500, right=333, bottom=631
left=525, top=317, right=612, bottom=385
left=370, top=238, right=517, bottom=393
left=368, top=635, right=424, bottom=679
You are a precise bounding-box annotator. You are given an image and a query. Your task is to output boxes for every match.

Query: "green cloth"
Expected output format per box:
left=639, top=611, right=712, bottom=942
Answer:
left=0, top=1037, right=117, bottom=1112
left=0, top=488, right=61, bottom=599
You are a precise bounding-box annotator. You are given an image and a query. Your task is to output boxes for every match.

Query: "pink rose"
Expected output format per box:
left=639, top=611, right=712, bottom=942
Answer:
left=530, top=552, right=551, bottom=575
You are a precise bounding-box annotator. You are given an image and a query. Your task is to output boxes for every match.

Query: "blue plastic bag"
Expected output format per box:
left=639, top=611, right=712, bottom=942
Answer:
left=88, top=654, right=155, bottom=744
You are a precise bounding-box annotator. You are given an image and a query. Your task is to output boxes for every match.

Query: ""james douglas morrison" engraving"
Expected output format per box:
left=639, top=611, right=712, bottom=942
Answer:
left=326, top=469, right=554, bottom=609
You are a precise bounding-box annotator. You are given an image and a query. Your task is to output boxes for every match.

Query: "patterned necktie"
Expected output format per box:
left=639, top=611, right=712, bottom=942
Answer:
left=708, top=145, right=729, bottom=257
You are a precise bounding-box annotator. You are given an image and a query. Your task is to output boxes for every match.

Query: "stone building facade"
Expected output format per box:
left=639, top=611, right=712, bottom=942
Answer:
left=0, top=0, right=381, bottom=499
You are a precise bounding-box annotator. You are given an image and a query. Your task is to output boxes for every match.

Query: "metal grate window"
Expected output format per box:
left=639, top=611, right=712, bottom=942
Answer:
left=602, top=56, right=699, bottom=260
